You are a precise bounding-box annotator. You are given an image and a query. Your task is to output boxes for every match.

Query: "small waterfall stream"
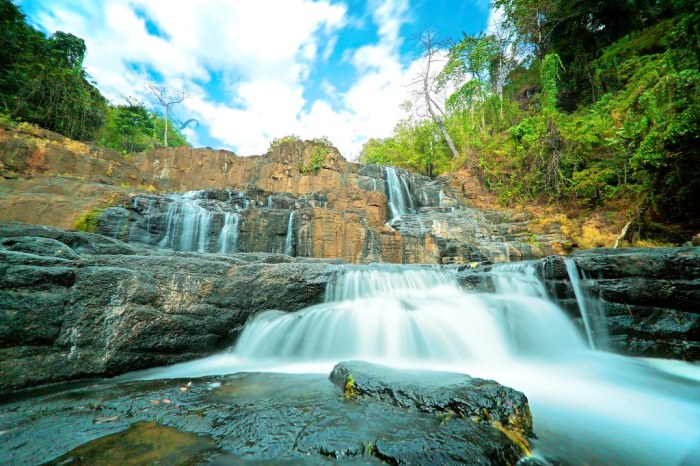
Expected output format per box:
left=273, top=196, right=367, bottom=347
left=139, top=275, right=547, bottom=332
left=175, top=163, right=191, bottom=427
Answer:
left=218, top=212, right=241, bottom=254
left=385, top=167, right=414, bottom=221
left=158, top=191, right=214, bottom=252
left=152, top=191, right=244, bottom=254
left=134, top=263, right=700, bottom=465
left=564, top=257, right=609, bottom=349
left=283, top=211, right=295, bottom=256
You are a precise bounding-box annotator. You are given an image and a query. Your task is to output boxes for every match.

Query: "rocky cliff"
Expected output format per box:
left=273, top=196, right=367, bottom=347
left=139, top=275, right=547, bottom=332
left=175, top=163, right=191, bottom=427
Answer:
left=1, top=125, right=567, bottom=264
left=0, top=224, right=336, bottom=393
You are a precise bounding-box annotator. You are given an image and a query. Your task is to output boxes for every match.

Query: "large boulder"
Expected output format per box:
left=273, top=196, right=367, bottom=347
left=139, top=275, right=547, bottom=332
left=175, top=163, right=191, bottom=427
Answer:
left=0, top=224, right=336, bottom=393
left=330, top=361, right=533, bottom=447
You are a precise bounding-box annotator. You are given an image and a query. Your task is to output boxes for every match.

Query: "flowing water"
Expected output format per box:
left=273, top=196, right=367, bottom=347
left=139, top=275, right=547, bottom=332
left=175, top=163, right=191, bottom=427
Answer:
left=157, top=191, right=242, bottom=253
left=128, top=264, right=700, bottom=465
left=284, top=211, right=296, bottom=256
left=385, top=167, right=415, bottom=221
left=218, top=211, right=241, bottom=254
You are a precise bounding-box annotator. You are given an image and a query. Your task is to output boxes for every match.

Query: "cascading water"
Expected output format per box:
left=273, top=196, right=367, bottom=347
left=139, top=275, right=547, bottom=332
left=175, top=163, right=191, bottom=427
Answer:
left=157, top=191, right=244, bottom=254
left=385, top=167, right=414, bottom=221
left=564, top=257, right=609, bottom=349
left=218, top=212, right=241, bottom=254
left=158, top=191, right=214, bottom=252
left=131, top=264, right=700, bottom=466
left=283, top=211, right=295, bottom=256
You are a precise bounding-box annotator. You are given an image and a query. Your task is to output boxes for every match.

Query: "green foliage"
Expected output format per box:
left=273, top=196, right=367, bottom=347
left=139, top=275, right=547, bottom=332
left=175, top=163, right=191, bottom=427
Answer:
left=360, top=116, right=452, bottom=177
left=268, top=134, right=301, bottom=151
left=0, top=1, right=107, bottom=140
left=540, top=54, right=563, bottom=112
left=361, top=5, right=699, bottom=230
left=97, top=102, right=188, bottom=155
left=0, top=1, right=190, bottom=151
left=0, top=110, right=15, bottom=129
left=73, top=208, right=104, bottom=233
left=307, top=144, right=329, bottom=173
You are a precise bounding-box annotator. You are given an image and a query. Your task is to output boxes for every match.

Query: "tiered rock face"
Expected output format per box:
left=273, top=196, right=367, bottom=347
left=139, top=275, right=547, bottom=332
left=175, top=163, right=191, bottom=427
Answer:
left=1, top=126, right=566, bottom=263
left=94, top=141, right=566, bottom=264
left=524, top=248, right=700, bottom=360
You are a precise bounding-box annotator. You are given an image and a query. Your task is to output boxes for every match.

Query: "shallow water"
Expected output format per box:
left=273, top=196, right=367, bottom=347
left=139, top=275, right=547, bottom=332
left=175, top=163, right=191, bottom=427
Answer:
left=118, top=265, right=700, bottom=465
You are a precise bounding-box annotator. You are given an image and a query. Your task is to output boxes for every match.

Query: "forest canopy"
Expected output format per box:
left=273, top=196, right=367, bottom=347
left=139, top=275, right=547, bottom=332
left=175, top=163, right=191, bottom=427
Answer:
left=0, top=0, right=189, bottom=153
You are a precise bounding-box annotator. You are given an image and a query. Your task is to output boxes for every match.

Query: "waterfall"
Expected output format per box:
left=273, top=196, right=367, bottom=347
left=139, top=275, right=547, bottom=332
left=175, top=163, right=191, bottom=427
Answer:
left=564, top=258, right=609, bottom=350
left=385, top=167, right=414, bottom=221
left=158, top=191, right=214, bottom=252
left=234, top=265, right=586, bottom=363
left=284, top=211, right=295, bottom=256
left=218, top=212, right=241, bottom=254
left=490, top=261, right=548, bottom=297
left=137, top=262, right=700, bottom=466
left=155, top=191, right=243, bottom=254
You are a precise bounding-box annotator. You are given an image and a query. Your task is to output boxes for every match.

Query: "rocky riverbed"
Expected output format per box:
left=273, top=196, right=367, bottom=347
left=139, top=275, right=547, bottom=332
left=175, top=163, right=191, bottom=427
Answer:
left=0, top=362, right=532, bottom=465
left=2, top=223, right=699, bottom=394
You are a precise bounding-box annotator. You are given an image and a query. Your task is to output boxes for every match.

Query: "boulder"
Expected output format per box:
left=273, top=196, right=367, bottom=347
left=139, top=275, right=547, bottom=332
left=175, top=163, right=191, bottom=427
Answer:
left=0, top=224, right=334, bottom=393
left=330, top=361, right=533, bottom=443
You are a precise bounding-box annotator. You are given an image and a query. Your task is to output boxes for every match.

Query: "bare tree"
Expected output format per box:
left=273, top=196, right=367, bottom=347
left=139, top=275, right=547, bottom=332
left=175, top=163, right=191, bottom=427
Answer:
left=411, top=30, right=459, bottom=159
left=145, top=83, right=188, bottom=147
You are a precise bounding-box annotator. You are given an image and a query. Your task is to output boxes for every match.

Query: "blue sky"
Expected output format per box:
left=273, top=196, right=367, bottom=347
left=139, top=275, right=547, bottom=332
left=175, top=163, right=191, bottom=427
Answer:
left=18, top=0, right=492, bottom=158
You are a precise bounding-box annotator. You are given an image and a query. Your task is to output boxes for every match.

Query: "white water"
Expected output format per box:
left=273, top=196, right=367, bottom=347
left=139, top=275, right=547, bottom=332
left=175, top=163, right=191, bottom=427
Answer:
left=131, top=264, right=700, bottom=465
left=284, top=211, right=295, bottom=256
left=385, top=167, right=414, bottom=221
left=156, top=191, right=243, bottom=254
left=158, top=191, right=213, bottom=252
left=564, top=257, right=609, bottom=350
left=218, top=212, right=241, bottom=254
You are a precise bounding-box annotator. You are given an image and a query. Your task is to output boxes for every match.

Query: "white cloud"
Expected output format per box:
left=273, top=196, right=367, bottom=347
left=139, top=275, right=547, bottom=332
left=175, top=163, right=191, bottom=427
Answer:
left=27, top=0, right=435, bottom=159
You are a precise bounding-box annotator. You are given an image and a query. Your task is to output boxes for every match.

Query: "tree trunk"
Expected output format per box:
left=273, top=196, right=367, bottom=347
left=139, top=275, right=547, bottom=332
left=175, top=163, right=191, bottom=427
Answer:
left=164, top=105, right=169, bottom=147
left=423, top=70, right=459, bottom=160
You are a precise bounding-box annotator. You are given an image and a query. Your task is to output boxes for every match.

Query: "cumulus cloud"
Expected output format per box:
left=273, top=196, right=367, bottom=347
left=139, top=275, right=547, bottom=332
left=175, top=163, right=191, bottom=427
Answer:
left=24, top=0, right=433, bottom=159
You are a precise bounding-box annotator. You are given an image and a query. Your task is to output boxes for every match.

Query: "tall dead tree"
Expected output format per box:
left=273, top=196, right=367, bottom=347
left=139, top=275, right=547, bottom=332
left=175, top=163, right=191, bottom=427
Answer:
left=145, top=83, right=187, bottom=147
left=412, top=31, right=459, bottom=159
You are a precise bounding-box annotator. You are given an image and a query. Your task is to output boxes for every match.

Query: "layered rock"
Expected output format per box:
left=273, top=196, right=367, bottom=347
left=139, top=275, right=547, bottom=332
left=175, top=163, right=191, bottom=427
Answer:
left=0, top=224, right=336, bottom=393
left=95, top=161, right=565, bottom=264
left=1, top=126, right=566, bottom=263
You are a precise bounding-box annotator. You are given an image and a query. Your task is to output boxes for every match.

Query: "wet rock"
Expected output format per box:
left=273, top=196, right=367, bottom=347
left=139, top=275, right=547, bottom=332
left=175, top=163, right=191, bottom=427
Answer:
left=330, top=361, right=533, bottom=441
left=0, top=224, right=336, bottom=393
left=0, top=371, right=528, bottom=465
left=545, top=248, right=700, bottom=360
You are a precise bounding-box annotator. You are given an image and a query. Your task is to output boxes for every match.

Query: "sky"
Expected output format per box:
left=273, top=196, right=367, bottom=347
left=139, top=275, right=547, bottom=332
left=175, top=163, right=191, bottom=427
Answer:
left=18, top=0, right=492, bottom=159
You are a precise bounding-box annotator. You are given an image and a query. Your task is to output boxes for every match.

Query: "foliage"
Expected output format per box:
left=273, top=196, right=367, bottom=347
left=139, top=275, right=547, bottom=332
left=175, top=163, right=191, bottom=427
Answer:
left=360, top=115, right=452, bottom=177
left=0, top=1, right=190, bottom=152
left=360, top=2, right=700, bottom=234
left=268, top=134, right=301, bottom=151
left=97, top=101, right=189, bottom=155
left=302, top=136, right=334, bottom=173
left=0, top=1, right=107, bottom=140
left=73, top=207, right=105, bottom=233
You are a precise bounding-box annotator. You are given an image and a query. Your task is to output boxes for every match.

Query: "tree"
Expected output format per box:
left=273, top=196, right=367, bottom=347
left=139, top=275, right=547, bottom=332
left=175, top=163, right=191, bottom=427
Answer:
left=494, top=0, right=555, bottom=60
left=411, top=30, right=459, bottom=160
left=145, top=83, right=187, bottom=147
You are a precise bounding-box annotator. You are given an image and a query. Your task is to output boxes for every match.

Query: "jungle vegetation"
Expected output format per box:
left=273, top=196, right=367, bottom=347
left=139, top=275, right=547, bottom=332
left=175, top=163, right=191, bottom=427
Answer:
left=0, top=0, right=189, bottom=154
left=361, top=0, right=700, bottom=234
